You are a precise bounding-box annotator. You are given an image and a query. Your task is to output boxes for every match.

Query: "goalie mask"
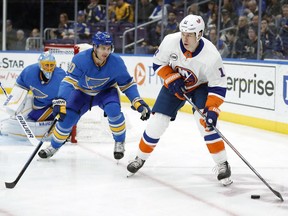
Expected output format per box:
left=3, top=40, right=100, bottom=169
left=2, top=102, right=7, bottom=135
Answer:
left=179, top=15, right=205, bottom=42
left=92, top=31, right=114, bottom=53
left=38, top=52, right=56, bottom=80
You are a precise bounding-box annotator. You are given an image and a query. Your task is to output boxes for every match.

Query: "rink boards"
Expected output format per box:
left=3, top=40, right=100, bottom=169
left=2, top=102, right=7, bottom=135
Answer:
left=0, top=51, right=287, bottom=134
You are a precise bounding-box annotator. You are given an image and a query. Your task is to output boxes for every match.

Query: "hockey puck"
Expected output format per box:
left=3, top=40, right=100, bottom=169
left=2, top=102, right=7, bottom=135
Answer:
left=251, top=195, right=260, bottom=199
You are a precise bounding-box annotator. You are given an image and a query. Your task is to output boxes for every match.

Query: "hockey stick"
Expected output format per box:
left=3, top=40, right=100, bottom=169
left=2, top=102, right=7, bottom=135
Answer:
left=15, top=114, right=39, bottom=146
left=183, top=93, right=284, bottom=202
left=5, top=116, right=58, bottom=189
left=0, top=81, right=8, bottom=97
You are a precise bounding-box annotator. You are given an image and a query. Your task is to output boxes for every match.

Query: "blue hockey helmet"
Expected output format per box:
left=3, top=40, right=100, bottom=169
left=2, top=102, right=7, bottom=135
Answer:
left=92, top=31, right=114, bottom=52
left=38, top=51, right=56, bottom=80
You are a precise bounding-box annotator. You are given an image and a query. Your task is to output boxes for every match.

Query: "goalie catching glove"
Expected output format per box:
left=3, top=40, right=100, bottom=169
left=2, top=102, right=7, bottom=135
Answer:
left=200, top=107, right=220, bottom=131
left=131, top=97, right=151, bottom=121
left=52, top=98, right=66, bottom=121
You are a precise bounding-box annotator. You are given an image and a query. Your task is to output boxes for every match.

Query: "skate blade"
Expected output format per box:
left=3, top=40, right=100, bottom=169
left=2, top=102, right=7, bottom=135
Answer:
left=220, top=177, right=233, bottom=186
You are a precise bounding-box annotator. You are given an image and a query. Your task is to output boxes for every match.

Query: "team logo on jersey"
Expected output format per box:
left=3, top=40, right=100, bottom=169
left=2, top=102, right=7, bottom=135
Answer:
left=30, top=86, right=48, bottom=99
left=170, top=53, right=178, bottom=61
left=85, top=76, right=109, bottom=89
left=134, top=63, right=146, bottom=85
left=284, top=75, right=288, bottom=105
left=175, top=66, right=198, bottom=86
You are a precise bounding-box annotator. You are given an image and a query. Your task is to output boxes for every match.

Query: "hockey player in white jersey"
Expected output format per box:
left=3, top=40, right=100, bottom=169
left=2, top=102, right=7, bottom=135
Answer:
left=127, top=14, right=232, bottom=186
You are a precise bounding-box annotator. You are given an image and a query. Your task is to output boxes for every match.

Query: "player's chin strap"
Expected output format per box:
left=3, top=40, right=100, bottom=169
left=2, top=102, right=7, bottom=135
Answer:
left=182, top=89, right=284, bottom=202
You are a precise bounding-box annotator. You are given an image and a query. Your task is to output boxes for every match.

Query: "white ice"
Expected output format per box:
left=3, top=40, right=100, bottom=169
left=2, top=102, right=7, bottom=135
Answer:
left=0, top=95, right=287, bottom=216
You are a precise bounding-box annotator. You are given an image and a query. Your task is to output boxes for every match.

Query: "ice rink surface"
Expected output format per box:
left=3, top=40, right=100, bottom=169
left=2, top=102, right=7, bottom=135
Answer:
left=0, top=95, right=288, bottom=216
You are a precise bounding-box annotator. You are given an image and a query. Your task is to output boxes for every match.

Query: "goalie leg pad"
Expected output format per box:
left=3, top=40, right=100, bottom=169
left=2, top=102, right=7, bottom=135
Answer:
left=0, top=117, right=53, bottom=141
left=4, top=85, right=28, bottom=116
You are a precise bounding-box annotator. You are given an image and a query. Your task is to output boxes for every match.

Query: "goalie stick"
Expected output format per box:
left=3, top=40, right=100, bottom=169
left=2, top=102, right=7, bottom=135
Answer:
left=182, top=92, right=284, bottom=202
left=5, top=116, right=59, bottom=189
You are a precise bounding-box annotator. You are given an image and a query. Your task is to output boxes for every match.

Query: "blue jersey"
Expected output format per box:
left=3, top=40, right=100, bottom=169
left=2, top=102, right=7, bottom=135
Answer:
left=59, top=49, right=140, bottom=102
left=16, top=63, right=66, bottom=109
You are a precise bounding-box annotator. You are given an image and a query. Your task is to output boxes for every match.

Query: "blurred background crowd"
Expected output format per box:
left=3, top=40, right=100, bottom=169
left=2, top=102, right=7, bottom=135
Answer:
left=1, top=0, right=288, bottom=60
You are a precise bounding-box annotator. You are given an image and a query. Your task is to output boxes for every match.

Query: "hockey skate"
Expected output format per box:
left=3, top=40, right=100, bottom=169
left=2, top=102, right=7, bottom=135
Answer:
left=127, top=156, right=145, bottom=177
left=214, top=161, right=233, bottom=186
left=38, top=145, right=58, bottom=159
left=114, top=141, right=125, bottom=160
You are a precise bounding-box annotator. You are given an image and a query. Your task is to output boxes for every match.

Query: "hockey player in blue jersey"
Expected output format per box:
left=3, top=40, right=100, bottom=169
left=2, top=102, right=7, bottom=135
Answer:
left=38, top=31, right=151, bottom=160
left=3, top=52, right=66, bottom=139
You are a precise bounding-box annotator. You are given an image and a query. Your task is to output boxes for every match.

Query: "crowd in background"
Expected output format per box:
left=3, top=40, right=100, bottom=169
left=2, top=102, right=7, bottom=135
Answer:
left=1, top=0, right=288, bottom=60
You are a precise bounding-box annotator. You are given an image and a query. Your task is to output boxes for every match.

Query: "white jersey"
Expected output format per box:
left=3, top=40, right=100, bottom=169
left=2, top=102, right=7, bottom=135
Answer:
left=153, top=32, right=226, bottom=102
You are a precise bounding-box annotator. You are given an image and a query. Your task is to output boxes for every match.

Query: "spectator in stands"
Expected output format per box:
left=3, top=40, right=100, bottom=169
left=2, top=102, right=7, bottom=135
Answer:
left=225, top=28, right=245, bottom=58
left=163, top=10, right=179, bottom=36
left=187, top=3, right=202, bottom=16
left=236, top=15, right=249, bottom=42
left=85, top=0, right=105, bottom=24
left=260, top=18, right=276, bottom=59
left=6, top=19, right=17, bottom=50
left=243, top=26, right=263, bottom=59
left=279, top=4, right=288, bottom=57
left=266, top=0, right=282, bottom=20
left=207, top=27, right=229, bottom=58
left=63, top=10, right=91, bottom=40
left=244, top=0, right=258, bottom=22
left=220, top=9, right=234, bottom=31
left=50, top=13, right=71, bottom=39
left=108, top=1, right=117, bottom=23
left=140, top=22, right=162, bottom=54
left=249, top=15, right=259, bottom=29
left=26, top=28, right=41, bottom=50
left=273, top=34, right=285, bottom=59
left=12, top=29, right=26, bottom=50
left=222, top=0, right=237, bottom=23
left=137, top=0, right=155, bottom=23
left=149, top=0, right=168, bottom=24
left=202, top=0, right=217, bottom=25
left=115, top=0, right=134, bottom=23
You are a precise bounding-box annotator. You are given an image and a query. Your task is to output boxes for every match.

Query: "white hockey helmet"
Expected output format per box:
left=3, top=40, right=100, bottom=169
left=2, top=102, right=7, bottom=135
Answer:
left=179, top=15, right=205, bottom=41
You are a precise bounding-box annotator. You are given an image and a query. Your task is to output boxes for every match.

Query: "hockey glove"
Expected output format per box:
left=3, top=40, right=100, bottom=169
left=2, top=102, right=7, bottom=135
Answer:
left=164, top=73, right=185, bottom=100
left=131, top=98, right=151, bottom=121
left=200, top=107, right=220, bottom=131
left=52, top=98, right=67, bottom=121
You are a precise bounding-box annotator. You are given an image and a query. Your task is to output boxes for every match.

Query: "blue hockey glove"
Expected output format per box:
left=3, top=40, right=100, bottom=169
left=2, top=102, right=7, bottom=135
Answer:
left=164, top=73, right=185, bottom=100
left=131, top=98, right=151, bottom=121
left=52, top=98, right=66, bottom=121
left=200, top=107, right=220, bottom=131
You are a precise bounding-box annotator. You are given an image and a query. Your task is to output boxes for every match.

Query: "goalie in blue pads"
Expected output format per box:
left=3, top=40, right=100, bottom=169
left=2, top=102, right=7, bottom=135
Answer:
left=1, top=52, right=66, bottom=141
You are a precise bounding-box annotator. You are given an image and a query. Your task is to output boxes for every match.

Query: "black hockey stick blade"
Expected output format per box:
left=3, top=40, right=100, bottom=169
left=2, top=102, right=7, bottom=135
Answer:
left=5, top=116, right=58, bottom=189
left=271, top=188, right=284, bottom=202
left=182, top=93, right=284, bottom=202
left=5, top=141, right=43, bottom=189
